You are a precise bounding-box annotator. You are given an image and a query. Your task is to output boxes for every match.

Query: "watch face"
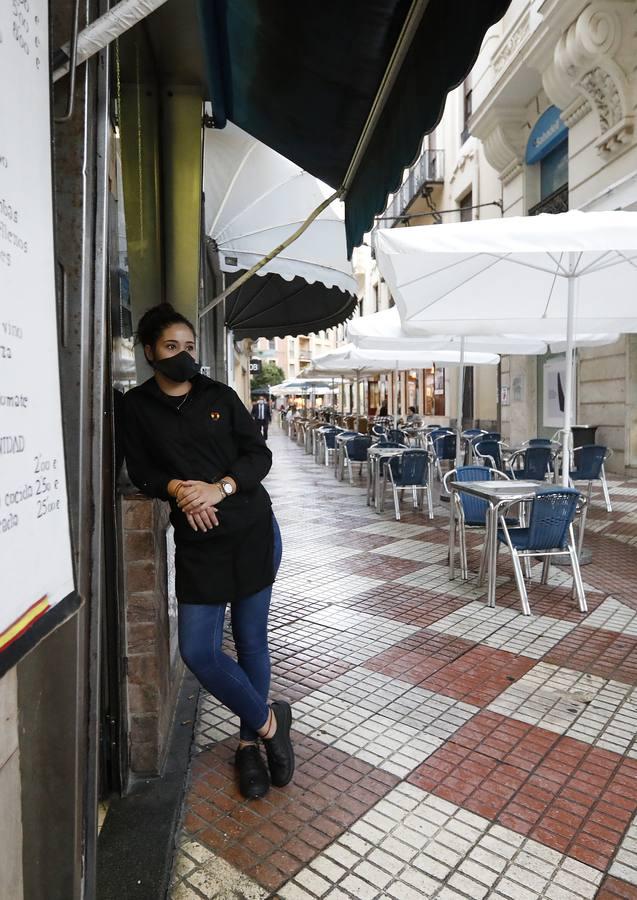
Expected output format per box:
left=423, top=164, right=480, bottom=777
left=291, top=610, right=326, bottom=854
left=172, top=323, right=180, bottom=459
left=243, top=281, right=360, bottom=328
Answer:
left=223, top=482, right=233, bottom=494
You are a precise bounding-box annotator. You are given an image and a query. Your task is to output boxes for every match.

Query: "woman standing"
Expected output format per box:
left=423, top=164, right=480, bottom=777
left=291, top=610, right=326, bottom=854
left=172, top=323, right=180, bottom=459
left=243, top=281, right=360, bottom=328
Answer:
left=122, top=303, right=293, bottom=800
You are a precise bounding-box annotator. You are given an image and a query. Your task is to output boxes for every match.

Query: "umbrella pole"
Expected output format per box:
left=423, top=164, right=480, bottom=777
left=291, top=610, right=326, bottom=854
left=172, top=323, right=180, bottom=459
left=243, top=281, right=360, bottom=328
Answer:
left=455, top=336, right=465, bottom=467
left=355, top=371, right=361, bottom=431
left=393, top=365, right=399, bottom=425
left=562, top=255, right=577, bottom=486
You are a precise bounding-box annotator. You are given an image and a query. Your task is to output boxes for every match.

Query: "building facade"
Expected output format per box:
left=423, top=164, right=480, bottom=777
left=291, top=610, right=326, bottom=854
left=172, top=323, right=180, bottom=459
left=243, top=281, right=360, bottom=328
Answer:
left=358, top=0, right=637, bottom=472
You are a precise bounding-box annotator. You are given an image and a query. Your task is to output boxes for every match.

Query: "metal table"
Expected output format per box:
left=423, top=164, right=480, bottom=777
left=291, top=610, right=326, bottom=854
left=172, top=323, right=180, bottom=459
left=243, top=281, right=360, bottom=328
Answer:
left=367, top=446, right=405, bottom=512
left=448, top=479, right=542, bottom=608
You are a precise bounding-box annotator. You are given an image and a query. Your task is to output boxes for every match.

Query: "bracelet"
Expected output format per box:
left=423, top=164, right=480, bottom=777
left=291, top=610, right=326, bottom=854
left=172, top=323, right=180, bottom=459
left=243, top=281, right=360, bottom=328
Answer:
left=169, top=480, right=184, bottom=498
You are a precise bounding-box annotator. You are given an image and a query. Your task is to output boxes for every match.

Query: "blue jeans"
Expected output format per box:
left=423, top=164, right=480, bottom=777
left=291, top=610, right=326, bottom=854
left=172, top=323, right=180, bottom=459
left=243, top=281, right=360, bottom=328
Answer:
left=178, top=515, right=282, bottom=741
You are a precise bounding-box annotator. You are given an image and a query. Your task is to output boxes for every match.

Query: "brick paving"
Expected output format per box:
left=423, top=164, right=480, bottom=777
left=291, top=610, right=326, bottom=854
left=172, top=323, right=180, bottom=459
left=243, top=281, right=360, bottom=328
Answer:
left=170, top=426, right=637, bottom=899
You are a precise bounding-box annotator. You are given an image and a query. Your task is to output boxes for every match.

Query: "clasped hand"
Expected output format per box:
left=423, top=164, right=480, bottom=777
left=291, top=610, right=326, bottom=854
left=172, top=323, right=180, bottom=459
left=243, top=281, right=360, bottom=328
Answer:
left=176, top=480, right=225, bottom=532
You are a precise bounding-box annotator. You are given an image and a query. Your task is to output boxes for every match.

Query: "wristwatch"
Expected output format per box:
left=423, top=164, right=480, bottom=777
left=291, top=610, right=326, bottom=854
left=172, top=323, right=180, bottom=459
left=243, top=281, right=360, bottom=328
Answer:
left=218, top=478, right=234, bottom=496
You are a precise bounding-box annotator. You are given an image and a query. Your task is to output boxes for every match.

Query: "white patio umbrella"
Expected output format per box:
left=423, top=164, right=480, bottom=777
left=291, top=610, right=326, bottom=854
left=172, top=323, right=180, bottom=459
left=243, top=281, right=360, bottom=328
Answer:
left=375, top=211, right=637, bottom=483
left=347, top=306, right=619, bottom=463
left=303, top=344, right=499, bottom=431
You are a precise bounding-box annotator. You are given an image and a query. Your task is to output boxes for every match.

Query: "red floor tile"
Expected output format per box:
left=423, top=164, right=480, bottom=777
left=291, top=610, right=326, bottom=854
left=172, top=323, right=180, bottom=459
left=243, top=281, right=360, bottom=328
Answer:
left=183, top=734, right=400, bottom=892
left=597, top=874, right=637, bottom=898
left=545, top=625, right=637, bottom=684
left=408, top=711, right=637, bottom=871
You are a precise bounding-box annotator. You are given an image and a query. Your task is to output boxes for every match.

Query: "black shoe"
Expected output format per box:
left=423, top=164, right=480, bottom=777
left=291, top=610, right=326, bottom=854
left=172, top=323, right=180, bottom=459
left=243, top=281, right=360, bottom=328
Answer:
left=235, top=744, right=270, bottom=800
left=262, top=701, right=295, bottom=787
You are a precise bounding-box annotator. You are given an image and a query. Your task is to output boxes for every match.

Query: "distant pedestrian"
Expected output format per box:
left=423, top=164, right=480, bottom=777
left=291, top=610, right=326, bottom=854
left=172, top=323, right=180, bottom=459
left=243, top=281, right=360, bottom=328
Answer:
left=375, top=404, right=394, bottom=429
left=123, top=303, right=294, bottom=800
left=251, top=394, right=272, bottom=439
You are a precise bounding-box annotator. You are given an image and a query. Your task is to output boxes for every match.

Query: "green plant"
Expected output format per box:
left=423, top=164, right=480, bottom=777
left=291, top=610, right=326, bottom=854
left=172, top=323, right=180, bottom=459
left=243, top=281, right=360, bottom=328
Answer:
left=251, top=361, right=285, bottom=391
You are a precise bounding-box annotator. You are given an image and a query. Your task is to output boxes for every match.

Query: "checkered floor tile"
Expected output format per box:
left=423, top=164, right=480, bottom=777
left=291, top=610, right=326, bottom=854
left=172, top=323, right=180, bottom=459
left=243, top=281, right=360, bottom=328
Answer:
left=427, top=601, right=577, bottom=658
left=279, top=784, right=603, bottom=900
left=487, top=663, right=637, bottom=757
left=169, top=428, right=637, bottom=899
left=293, top=666, right=478, bottom=776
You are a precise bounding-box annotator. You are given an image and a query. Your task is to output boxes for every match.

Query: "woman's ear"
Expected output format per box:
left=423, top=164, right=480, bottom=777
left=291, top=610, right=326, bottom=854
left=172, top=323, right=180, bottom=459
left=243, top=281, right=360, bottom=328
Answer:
left=144, top=344, right=154, bottom=364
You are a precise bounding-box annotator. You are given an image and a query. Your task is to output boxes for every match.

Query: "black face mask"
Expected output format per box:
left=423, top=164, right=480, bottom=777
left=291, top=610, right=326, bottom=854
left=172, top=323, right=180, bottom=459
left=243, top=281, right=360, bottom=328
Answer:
left=152, top=351, right=201, bottom=383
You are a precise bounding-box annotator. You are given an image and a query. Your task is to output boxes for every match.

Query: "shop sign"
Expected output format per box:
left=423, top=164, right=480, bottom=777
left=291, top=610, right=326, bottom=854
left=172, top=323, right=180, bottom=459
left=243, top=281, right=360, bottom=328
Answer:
left=0, top=0, right=77, bottom=675
left=526, top=106, right=568, bottom=165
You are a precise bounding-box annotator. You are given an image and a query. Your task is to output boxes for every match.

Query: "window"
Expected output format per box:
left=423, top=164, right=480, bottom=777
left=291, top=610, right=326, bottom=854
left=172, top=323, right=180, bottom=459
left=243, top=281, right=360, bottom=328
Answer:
left=459, top=191, right=473, bottom=223
left=540, top=141, right=568, bottom=199
left=268, top=338, right=276, bottom=350
left=461, top=80, right=472, bottom=145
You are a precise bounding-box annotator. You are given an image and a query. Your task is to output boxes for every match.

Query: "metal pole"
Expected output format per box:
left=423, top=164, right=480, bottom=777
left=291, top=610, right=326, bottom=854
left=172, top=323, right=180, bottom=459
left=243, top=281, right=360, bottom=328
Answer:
left=393, top=365, right=399, bottom=424
left=456, top=336, right=465, bottom=466
left=226, top=329, right=234, bottom=390
left=355, top=371, right=361, bottom=431
left=562, top=254, right=577, bottom=486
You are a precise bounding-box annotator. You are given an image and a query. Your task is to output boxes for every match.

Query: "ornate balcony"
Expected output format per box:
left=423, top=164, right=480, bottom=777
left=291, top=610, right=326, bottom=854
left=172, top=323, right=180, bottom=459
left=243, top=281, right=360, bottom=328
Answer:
left=381, top=149, right=445, bottom=228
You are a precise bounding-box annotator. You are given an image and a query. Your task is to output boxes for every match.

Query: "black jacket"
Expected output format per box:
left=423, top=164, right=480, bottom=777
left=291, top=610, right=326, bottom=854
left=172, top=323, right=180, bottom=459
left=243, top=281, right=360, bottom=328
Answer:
left=122, top=374, right=274, bottom=604
left=251, top=400, right=272, bottom=423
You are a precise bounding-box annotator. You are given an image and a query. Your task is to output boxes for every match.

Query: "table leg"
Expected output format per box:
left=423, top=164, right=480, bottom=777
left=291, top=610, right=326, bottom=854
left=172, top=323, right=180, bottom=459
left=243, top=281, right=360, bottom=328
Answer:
left=488, top=504, right=498, bottom=608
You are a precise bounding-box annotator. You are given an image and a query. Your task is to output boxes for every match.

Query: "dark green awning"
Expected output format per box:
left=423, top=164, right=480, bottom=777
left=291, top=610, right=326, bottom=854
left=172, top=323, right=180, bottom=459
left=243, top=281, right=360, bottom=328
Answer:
left=197, top=0, right=511, bottom=255
left=225, top=271, right=358, bottom=340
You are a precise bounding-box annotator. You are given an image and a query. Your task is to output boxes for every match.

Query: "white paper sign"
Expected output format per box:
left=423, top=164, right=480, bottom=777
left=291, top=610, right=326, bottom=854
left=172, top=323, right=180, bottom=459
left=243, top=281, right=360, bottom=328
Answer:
left=0, top=0, right=75, bottom=657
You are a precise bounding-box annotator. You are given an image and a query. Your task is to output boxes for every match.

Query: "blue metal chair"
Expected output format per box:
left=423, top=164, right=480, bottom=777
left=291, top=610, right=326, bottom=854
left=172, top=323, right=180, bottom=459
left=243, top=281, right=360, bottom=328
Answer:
left=387, top=428, right=409, bottom=444
left=482, top=432, right=501, bottom=441
left=382, top=450, right=433, bottom=520
left=314, top=426, right=337, bottom=462
left=443, top=466, right=512, bottom=582
left=371, top=423, right=387, bottom=438
left=497, top=487, right=587, bottom=615
left=507, top=446, right=554, bottom=482
left=320, top=429, right=339, bottom=466
left=376, top=439, right=405, bottom=448
left=526, top=437, right=554, bottom=447
left=570, top=445, right=612, bottom=512
left=463, top=428, right=486, bottom=440
left=474, top=438, right=507, bottom=472
left=429, top=430, right=456, bottom=481
left=343, top=436, right=372, bottom=484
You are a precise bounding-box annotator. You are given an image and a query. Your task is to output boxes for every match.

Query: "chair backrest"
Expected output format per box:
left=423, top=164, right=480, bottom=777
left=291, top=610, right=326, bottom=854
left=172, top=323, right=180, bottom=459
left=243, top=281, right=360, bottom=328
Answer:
left=572, top=444, right=607, bottom=479
left=323, top=431, right=337, bottom=449
left=389, top=450, right=429, bottom=486
left=528, top=437, right=553, bottom=447
left=376, top=440, right=404, bottom=449
left=520, top=446, right=553, bottom=480
left=345, top=436, right=372, bottom=461
left=432, top=433, right=456, bottom=460
left=387, top=428, right=408, bottom=444
left=526, top=487, right=580, bottom=550
left=371, top=424, right=387, bottom=437
left=483, top=432, right=501, bottom=441
left=475, top=439, right=503, bottom=470
left=452, top=465, right=495, bottom=523
left=463, top=429, right=485, bottom=438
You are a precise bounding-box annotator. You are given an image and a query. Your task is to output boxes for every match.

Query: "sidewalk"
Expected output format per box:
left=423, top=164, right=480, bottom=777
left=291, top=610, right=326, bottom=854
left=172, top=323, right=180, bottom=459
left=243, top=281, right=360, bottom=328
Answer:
left=170, top=426, right=637, bottom=900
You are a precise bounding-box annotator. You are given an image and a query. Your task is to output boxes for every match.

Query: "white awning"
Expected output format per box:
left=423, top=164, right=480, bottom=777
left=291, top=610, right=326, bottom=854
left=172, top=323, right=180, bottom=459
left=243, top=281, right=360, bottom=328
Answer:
left=204, top=121, right=356, bottom=295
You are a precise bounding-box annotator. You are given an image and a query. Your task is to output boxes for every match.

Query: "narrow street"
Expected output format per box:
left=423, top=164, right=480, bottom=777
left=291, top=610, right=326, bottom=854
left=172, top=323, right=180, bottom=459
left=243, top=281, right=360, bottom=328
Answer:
left=170, top=424, right=637, bottom=900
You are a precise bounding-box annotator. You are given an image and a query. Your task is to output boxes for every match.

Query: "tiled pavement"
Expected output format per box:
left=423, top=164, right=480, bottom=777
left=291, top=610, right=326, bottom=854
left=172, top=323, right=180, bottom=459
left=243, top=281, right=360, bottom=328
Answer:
left=170, top=427, right=637, bottom=900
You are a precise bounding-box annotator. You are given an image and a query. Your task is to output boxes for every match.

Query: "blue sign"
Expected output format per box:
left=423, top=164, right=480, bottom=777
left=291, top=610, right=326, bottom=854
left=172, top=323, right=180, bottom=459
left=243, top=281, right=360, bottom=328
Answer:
left=526, top=106, right=568, bottom=165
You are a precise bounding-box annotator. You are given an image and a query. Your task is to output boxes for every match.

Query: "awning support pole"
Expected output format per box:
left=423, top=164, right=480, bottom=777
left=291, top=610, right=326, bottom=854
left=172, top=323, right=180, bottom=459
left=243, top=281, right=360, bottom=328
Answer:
left=53, top=0, right=171, bottom=82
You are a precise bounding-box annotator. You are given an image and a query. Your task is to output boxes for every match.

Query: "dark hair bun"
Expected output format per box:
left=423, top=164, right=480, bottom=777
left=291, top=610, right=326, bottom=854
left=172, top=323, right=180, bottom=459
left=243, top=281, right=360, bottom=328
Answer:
left=135, top=303, right=196, bottom=350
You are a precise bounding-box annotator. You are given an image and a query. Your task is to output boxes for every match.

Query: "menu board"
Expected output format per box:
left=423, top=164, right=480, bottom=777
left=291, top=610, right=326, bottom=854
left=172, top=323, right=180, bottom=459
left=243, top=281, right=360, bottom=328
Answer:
left=0, top=0, right=76, bottom=673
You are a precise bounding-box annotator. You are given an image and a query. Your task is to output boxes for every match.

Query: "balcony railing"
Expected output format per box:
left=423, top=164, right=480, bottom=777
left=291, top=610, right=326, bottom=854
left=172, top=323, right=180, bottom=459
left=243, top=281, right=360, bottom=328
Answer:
left=529, top=184, right=569, bottom=216
left=380, top=149, right=445, bottom=227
